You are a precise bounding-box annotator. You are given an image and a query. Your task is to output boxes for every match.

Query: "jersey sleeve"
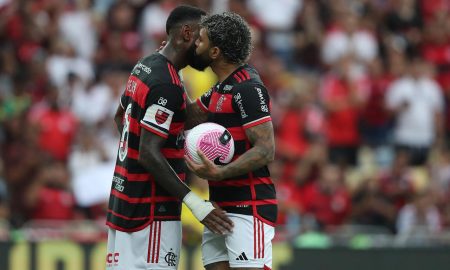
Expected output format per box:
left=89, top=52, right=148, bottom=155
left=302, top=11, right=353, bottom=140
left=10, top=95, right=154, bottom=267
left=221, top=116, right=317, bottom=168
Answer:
left=196, top=87, right=214, bottom=112
left=232, top=83, right=272, bottom=129
left=140, top=84, right=183, bottom=138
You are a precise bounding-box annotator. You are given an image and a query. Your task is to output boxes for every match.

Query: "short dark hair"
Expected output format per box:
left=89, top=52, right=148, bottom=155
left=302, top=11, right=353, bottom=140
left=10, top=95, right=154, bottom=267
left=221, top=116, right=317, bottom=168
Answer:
left=166, top=5, right=206, bottom=35
left=200, top=12, right=252, bottom=64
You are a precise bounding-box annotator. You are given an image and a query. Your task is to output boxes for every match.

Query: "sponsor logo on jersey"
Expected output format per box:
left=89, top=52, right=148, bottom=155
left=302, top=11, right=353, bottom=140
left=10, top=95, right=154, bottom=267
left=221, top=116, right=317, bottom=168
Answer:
left=126, top=80, right=137, bottom=94
left=204, top=88, right=213, bottom=98
left=132, top=62, right=152, bottom=75
left=255, top=87, right=269, bottom=112
left=106, top=252, right=120, bottom=266
left=223, top=84, right=233, bottom=91
left=215, top=95, right=226, bottom=112
left=113, top=176, right=125, bottom=192
left=234, top=93, right=248, bottom=118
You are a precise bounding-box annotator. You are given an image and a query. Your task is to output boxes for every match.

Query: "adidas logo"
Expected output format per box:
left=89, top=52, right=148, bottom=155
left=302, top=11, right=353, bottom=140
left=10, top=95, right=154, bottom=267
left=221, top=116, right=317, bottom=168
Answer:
left=235, top=252, right=248, bottom=261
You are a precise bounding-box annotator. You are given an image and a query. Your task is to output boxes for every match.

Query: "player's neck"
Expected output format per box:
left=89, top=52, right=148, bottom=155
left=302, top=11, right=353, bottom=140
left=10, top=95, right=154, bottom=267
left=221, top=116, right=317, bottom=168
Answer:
left=159, top=43, right=187, bottom=70
left=211, top=61, right=241, bottom=82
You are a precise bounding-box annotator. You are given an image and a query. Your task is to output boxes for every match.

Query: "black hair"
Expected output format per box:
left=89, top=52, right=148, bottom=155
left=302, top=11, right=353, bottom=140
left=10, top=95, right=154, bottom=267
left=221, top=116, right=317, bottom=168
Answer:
left=200, top=12, right=252, bottom=64
left=166, top=5, right=206, bottom=35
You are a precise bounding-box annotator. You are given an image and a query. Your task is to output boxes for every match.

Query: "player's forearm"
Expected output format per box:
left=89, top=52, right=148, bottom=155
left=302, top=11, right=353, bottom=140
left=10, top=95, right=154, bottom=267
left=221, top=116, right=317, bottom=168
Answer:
left=218, top=144, right=274, bottom=180
left=139, top=150, right=191, bottom=200
left=139, top=148, right=214, bottom=222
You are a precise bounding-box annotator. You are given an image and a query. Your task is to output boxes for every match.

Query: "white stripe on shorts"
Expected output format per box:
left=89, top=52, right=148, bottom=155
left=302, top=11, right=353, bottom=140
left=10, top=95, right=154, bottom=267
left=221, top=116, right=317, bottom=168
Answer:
left=147, top=221, right=161, bottom=263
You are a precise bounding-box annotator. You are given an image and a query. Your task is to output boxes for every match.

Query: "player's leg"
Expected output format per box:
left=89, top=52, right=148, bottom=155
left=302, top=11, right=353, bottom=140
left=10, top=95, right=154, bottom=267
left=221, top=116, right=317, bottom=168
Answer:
left=202, top=226, right=229, bottom=270
left=205, top=261, right=230, bottom=270
left=106, top=225, right=150, bottom=270
left=106, top=220, right=182, bottom=270
left=106, top=228, right=118, bottom=270
left=147, top=220, right=182, bottom=269
left=225, top=214, right=275, bottom=270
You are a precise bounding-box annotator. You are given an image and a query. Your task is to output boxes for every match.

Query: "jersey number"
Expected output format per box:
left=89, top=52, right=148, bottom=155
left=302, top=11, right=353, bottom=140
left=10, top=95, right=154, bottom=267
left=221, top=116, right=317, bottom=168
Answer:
left=118, top=104, right=132, bottom=162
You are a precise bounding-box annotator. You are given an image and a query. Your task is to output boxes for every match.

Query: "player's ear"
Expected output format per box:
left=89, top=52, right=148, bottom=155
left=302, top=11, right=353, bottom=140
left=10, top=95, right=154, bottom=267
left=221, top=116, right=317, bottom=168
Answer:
left=181, top=24, right=192, bottom=42
left=209, top=46, right=220, bottom=60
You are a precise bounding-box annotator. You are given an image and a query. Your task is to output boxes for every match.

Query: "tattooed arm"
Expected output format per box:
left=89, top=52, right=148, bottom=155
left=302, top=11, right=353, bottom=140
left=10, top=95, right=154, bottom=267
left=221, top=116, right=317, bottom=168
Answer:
left=185, top=121, right=275, bottom=180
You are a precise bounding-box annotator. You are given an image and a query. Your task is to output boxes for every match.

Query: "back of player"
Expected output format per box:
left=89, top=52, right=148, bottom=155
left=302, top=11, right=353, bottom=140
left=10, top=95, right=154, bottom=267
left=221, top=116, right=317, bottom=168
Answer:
left=106, top=53, right=185, bottom=269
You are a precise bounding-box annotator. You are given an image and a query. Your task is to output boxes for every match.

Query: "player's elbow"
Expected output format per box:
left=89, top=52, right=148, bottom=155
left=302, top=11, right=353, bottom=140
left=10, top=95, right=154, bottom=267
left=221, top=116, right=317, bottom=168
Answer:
left=260, top=145, right=275, bottom=164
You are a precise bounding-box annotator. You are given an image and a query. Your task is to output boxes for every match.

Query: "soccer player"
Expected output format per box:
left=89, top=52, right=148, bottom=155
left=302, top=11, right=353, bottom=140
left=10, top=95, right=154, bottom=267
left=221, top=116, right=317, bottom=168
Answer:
left=106, top=6, right=233, bottom=270
left=185, top=12, right=277, bottom=270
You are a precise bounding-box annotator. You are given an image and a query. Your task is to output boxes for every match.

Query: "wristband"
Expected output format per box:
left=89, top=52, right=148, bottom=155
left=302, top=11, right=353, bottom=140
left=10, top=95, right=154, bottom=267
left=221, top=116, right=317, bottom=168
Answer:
left=183, top=191, right=214, bottom=221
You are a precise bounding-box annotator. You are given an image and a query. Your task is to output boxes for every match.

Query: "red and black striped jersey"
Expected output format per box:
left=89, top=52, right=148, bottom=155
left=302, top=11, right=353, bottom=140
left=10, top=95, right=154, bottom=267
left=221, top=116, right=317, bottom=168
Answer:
left=196, top=64, right=277, bottom=226
left=107, top=53, right=186, bottom=232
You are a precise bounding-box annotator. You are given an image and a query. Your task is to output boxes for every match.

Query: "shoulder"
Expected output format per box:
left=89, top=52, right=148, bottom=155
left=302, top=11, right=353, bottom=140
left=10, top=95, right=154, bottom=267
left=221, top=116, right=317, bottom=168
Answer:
left=150, top=83, right=184, bottom=96
left=233, top=65, right=266, bottom=87
left=132, top=54, right=182, bottom=88
left=233, top=80, right=268, bottom=96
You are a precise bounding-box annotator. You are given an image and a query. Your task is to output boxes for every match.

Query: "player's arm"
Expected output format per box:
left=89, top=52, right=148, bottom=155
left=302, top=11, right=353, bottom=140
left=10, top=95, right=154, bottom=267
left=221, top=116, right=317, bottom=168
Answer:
left=186, top=122, right=274, bottom=181
left=139, top=84, right=232, bottom=234
left=186, top=83, right=275, bottom=180
left=139, top=130, right=190, bottom=201
left=185, top=101, right=208, bottom=129
left=114, top=103, right=125, bottom=134
left=185, top=87, right=213, bottom=129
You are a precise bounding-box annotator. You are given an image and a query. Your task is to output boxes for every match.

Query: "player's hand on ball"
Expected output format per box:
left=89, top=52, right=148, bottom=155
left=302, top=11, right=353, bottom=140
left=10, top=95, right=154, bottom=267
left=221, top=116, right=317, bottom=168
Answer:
left=201, top=206, right=233, bottom=235
left=185, top=150, right=224, bottom=181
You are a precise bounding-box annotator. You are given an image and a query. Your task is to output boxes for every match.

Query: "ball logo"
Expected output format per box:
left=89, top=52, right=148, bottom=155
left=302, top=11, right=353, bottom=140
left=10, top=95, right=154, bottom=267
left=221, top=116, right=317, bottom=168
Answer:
left=164, top=249, right=177, bottom=266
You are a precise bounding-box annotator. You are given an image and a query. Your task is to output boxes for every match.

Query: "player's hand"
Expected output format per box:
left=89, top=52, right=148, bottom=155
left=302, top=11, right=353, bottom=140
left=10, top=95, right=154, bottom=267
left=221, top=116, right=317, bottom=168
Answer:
left=185, top=150, right=224, bottom=181
left=156, top=41, right=167, bottom=52
left=201, top=206, right=233, bottom=235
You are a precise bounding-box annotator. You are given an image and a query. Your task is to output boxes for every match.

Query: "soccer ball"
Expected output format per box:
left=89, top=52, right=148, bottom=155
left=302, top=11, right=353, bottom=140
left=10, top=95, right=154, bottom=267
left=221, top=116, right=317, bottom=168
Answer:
left=184, top=122, right=235, bottom=164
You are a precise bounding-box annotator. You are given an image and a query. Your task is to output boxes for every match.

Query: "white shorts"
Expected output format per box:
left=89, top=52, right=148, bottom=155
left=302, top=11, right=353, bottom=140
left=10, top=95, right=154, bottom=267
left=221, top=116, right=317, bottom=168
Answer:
left=202, top=213, right=275, bottom=269
left=106, top=221, right=182, bottom=270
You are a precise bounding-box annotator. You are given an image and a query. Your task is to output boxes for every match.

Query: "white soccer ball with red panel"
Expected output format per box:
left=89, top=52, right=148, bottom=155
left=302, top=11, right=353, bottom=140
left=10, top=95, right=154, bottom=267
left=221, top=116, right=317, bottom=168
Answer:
left=184, top=122, right=235, bottom=164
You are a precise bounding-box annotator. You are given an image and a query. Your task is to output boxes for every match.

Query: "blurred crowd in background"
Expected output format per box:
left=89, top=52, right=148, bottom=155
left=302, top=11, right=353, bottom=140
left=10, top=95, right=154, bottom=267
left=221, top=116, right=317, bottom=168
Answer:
left=1, top=0, right=450, bottom=246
